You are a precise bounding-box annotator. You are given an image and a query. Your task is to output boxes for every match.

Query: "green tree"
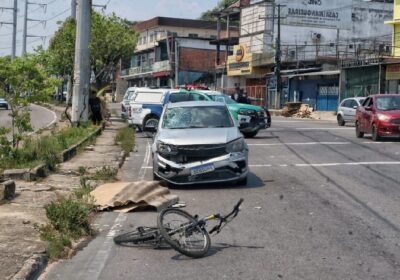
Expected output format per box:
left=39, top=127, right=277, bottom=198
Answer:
left=199, top=0, right=238, bottom=21
left=0, top=55, right=59, bottom=148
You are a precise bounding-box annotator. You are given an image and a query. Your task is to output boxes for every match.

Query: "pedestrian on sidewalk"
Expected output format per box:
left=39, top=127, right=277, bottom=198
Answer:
left=89, top=90, right=103, bottom=125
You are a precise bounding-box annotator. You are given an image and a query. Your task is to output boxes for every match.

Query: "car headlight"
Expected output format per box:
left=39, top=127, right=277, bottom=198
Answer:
left=238, top=108, right=256, bottom=115
left=377, top=114, right=390, bottom=122
left=226, top=138, right=245, bottom=153
left=156, top=141, right=178, bottom=155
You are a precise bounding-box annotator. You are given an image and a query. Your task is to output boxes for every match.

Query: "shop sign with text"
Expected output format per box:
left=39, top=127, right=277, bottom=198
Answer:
left=228, top=45, right=253, bottom=76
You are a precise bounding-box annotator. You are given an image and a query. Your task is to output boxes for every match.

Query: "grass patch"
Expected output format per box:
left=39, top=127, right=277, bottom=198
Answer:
left=0, top=125, right=97, bottom=171
left=115, top=126, right=135, bottom=154
left=89, top=166, right=118, bottom=182
left=36, top=179, right=95, bottom=260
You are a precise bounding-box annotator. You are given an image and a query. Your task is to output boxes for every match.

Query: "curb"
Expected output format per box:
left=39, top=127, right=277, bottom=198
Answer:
left=2, top=126, right=103, bottom=181
left=11, top=253, right=48, bottom=280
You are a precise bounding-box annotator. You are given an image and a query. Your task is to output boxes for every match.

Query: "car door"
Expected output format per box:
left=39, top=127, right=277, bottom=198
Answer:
left=347, top=99, right=358, bottom=121
left=358, top=97, right=369, bottom=131
left=342, top=100, right=351, bottom=121
left=363, top=97, right=374, bottom=133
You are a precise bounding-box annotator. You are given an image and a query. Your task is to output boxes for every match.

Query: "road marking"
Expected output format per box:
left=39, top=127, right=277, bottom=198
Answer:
left=248, top=142, right=351, bottom=146
left=78, top=213, right=127, bottom=280
left=296, top=127, right=353, bottom=130
left=250, top=161, right=400, bottom=168
left=362, top=141, right=400, bottom=144
left=79, top=139, right=151, bottom=279
left=28, top=104, right=57, bottom=136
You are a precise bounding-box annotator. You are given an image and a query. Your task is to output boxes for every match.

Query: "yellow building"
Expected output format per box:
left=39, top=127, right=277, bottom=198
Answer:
left=385, top=0, right=400, bottom=57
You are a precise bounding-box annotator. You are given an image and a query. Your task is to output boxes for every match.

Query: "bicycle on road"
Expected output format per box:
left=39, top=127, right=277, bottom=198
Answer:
left=113, top=198, right=244, bottom=258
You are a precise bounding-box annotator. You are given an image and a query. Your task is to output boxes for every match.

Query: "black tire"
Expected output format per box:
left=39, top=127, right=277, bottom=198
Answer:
left=242, top=131, right=258, bottom=138
left=337, top=115, right=345, bottom=126
left=157, top=208, right=210, bottom=258
left=355, top=121, right=364, bottom=138
left=113, top=226, right=160, bottom=245
left=143, top=116, right=159, bottom=138
left=371, top=125, right=381, bottom=142
left=237, top=176, right=247, bottom=186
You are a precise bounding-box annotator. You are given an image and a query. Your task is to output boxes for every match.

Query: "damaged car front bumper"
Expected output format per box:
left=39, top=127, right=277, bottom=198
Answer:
left=153, top=151, right=248, bottom=185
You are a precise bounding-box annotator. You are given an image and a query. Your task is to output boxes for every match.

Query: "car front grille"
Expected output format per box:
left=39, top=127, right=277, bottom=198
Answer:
left=390, top=118, right=400, bottom=125
left=162, top=144, right=227, bottom=163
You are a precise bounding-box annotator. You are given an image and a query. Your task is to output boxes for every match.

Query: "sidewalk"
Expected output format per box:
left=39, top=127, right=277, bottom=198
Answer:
left=0, top=118, right=126, bottom=280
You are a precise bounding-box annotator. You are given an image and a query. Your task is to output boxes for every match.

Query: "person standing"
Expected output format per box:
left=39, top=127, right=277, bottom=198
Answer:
left=89, top=90, right=103, bottom=125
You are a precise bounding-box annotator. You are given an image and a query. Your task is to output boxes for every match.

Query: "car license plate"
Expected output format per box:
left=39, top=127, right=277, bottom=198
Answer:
left=190, top=163, right=215, bottom=176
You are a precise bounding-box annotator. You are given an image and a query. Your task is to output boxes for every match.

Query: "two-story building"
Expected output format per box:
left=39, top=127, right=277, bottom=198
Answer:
left=120, top=17, right=238, bottom=89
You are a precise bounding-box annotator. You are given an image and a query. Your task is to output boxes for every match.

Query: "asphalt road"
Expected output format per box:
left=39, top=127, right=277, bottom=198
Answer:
left=44, top=117, right=400, bottom=280
left=0, top=103, right=57, bottom=133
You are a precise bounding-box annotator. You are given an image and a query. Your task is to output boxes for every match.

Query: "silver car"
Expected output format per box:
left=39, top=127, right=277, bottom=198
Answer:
left=150, top=101, right=249, bottom=186
left=337, top=97, right=365, bottom=126
left=0, top=98, right=9, bottom=110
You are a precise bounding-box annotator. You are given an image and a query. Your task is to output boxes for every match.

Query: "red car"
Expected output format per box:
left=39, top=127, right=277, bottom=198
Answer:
left=355, top=94, right=400, bottom=141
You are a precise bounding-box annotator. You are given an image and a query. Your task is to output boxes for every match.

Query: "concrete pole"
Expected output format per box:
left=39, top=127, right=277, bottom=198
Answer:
left=174, top=39, right=179, bottom=87
left=22, top=0, right=28, bottom=55
left=12, top=0, right=17, bottom=60
left=71, top=0, right=77, bottom=19
left=72, top=0, right=92, bottom=124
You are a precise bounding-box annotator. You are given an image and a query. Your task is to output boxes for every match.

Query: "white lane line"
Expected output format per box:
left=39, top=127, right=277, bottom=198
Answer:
left=296, top=127, right=353, bottom=130
left=362, top=141, right=399, bottom=144
left=249, top=161, right=400, bottom=168
left=138, top=140, right=151, bottom=180
left=248, top=142, right=351, bottom=146
left=79, top=139, right=151, bottom=279
left=78, top=213, right=127, bottom=280
left=28, top=104, right=58, bottom=135
left=295, top=161, right=400, bottom=167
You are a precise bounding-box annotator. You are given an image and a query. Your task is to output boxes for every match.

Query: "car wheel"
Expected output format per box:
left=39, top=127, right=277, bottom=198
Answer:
left=371, top=124, right=381, bottom=142
left=143, top=116, right=159, bottom=138
left=355, top=121, right=364, bottom=138
left=337, top=115, right=345, bottom=126
left=243, top=131, right=258, bottom=138
left=237, top=176, right=247, bottom=186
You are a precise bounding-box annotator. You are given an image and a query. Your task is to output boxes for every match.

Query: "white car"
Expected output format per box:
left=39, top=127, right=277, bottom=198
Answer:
left=128, top=88, right=170, bottom=128
left=150, top=101, right=249, bottom=186
left=120, top=87, right=148, bottom=119
left=0, top=98, right=9, bottom=110
left=337, top=97, right=365, bottom=126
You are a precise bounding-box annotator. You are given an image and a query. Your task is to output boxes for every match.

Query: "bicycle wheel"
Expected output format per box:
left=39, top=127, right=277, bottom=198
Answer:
left=157, top=208, right=210, bottom=258
left=113, top=226, right=160, bottom=245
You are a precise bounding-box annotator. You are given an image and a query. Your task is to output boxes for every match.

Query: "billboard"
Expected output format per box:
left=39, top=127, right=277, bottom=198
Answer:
left=282, top=0, right=352, bottom=30
left=227, top=45, right=253, bottom=76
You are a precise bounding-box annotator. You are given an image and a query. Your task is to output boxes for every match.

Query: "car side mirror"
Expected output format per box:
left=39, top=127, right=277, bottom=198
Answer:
left=353, top=105, right=358, bottom=109
left=365, top=106, right=372, bottom=111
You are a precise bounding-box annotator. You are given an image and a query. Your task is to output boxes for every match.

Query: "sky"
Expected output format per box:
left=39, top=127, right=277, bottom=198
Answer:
left=0, top=0, right=219, bottom=56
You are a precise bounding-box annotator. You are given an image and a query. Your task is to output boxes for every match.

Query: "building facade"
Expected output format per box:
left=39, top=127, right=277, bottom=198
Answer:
left=120, top=17, right=237, bottom=89
left=225, top=0, right=394, bottom=110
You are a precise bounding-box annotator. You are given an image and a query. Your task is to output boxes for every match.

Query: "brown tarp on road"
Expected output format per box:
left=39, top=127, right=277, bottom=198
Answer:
left=90, top=181, right=179, bottom=212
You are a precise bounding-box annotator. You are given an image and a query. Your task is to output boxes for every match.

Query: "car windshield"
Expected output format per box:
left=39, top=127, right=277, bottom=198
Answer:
left=162, top=106, right=234, bottom=129
left=208, top=94, right=237, bottom=104
left=376, top=96, right=400, bottom=111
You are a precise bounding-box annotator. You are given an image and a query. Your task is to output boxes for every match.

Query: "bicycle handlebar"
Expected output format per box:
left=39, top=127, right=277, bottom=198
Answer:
left=208, top=198, right=244, bottom=234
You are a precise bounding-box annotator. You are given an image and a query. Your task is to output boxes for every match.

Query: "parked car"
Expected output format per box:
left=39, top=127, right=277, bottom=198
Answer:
left=150, top=101, right=249, bottom=186
left=0, top=98, right=9, bottom=110
left=120, top=87, right=147, bottom=119
left=128, top=88, right=171, bottom=134
left=355, top=94, right=400, bottom=141
left=336, top=97, right=365, bottom=126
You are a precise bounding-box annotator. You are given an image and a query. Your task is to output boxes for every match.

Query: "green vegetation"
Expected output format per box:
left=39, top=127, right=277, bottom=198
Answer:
left=115, top=126, right=135, bottom=154
left=0, top=125, right=96, bottom=173
left=36, top=181, right=95, bottom=260
left=199, top=0, right=238, bottom=21
left=90, top=166, right=118, bottom=182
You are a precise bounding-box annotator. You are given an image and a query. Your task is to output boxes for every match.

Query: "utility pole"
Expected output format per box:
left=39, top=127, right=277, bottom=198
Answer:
left=22, top=1, right=47, bottom=56
left=275, top=4, right=282, bottom=109
left=71, top=0, right=77, bottom=19
left=0, top=0, right=18, bottom=59
left=71, top=0, right=92, bottom=124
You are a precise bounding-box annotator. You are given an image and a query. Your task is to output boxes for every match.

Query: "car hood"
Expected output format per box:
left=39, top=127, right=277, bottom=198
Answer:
left=157, top=127, right=241, bottom=145
left=379, top=109, right=400, bottom=118
left=228, top=103, right=263, bottom=112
